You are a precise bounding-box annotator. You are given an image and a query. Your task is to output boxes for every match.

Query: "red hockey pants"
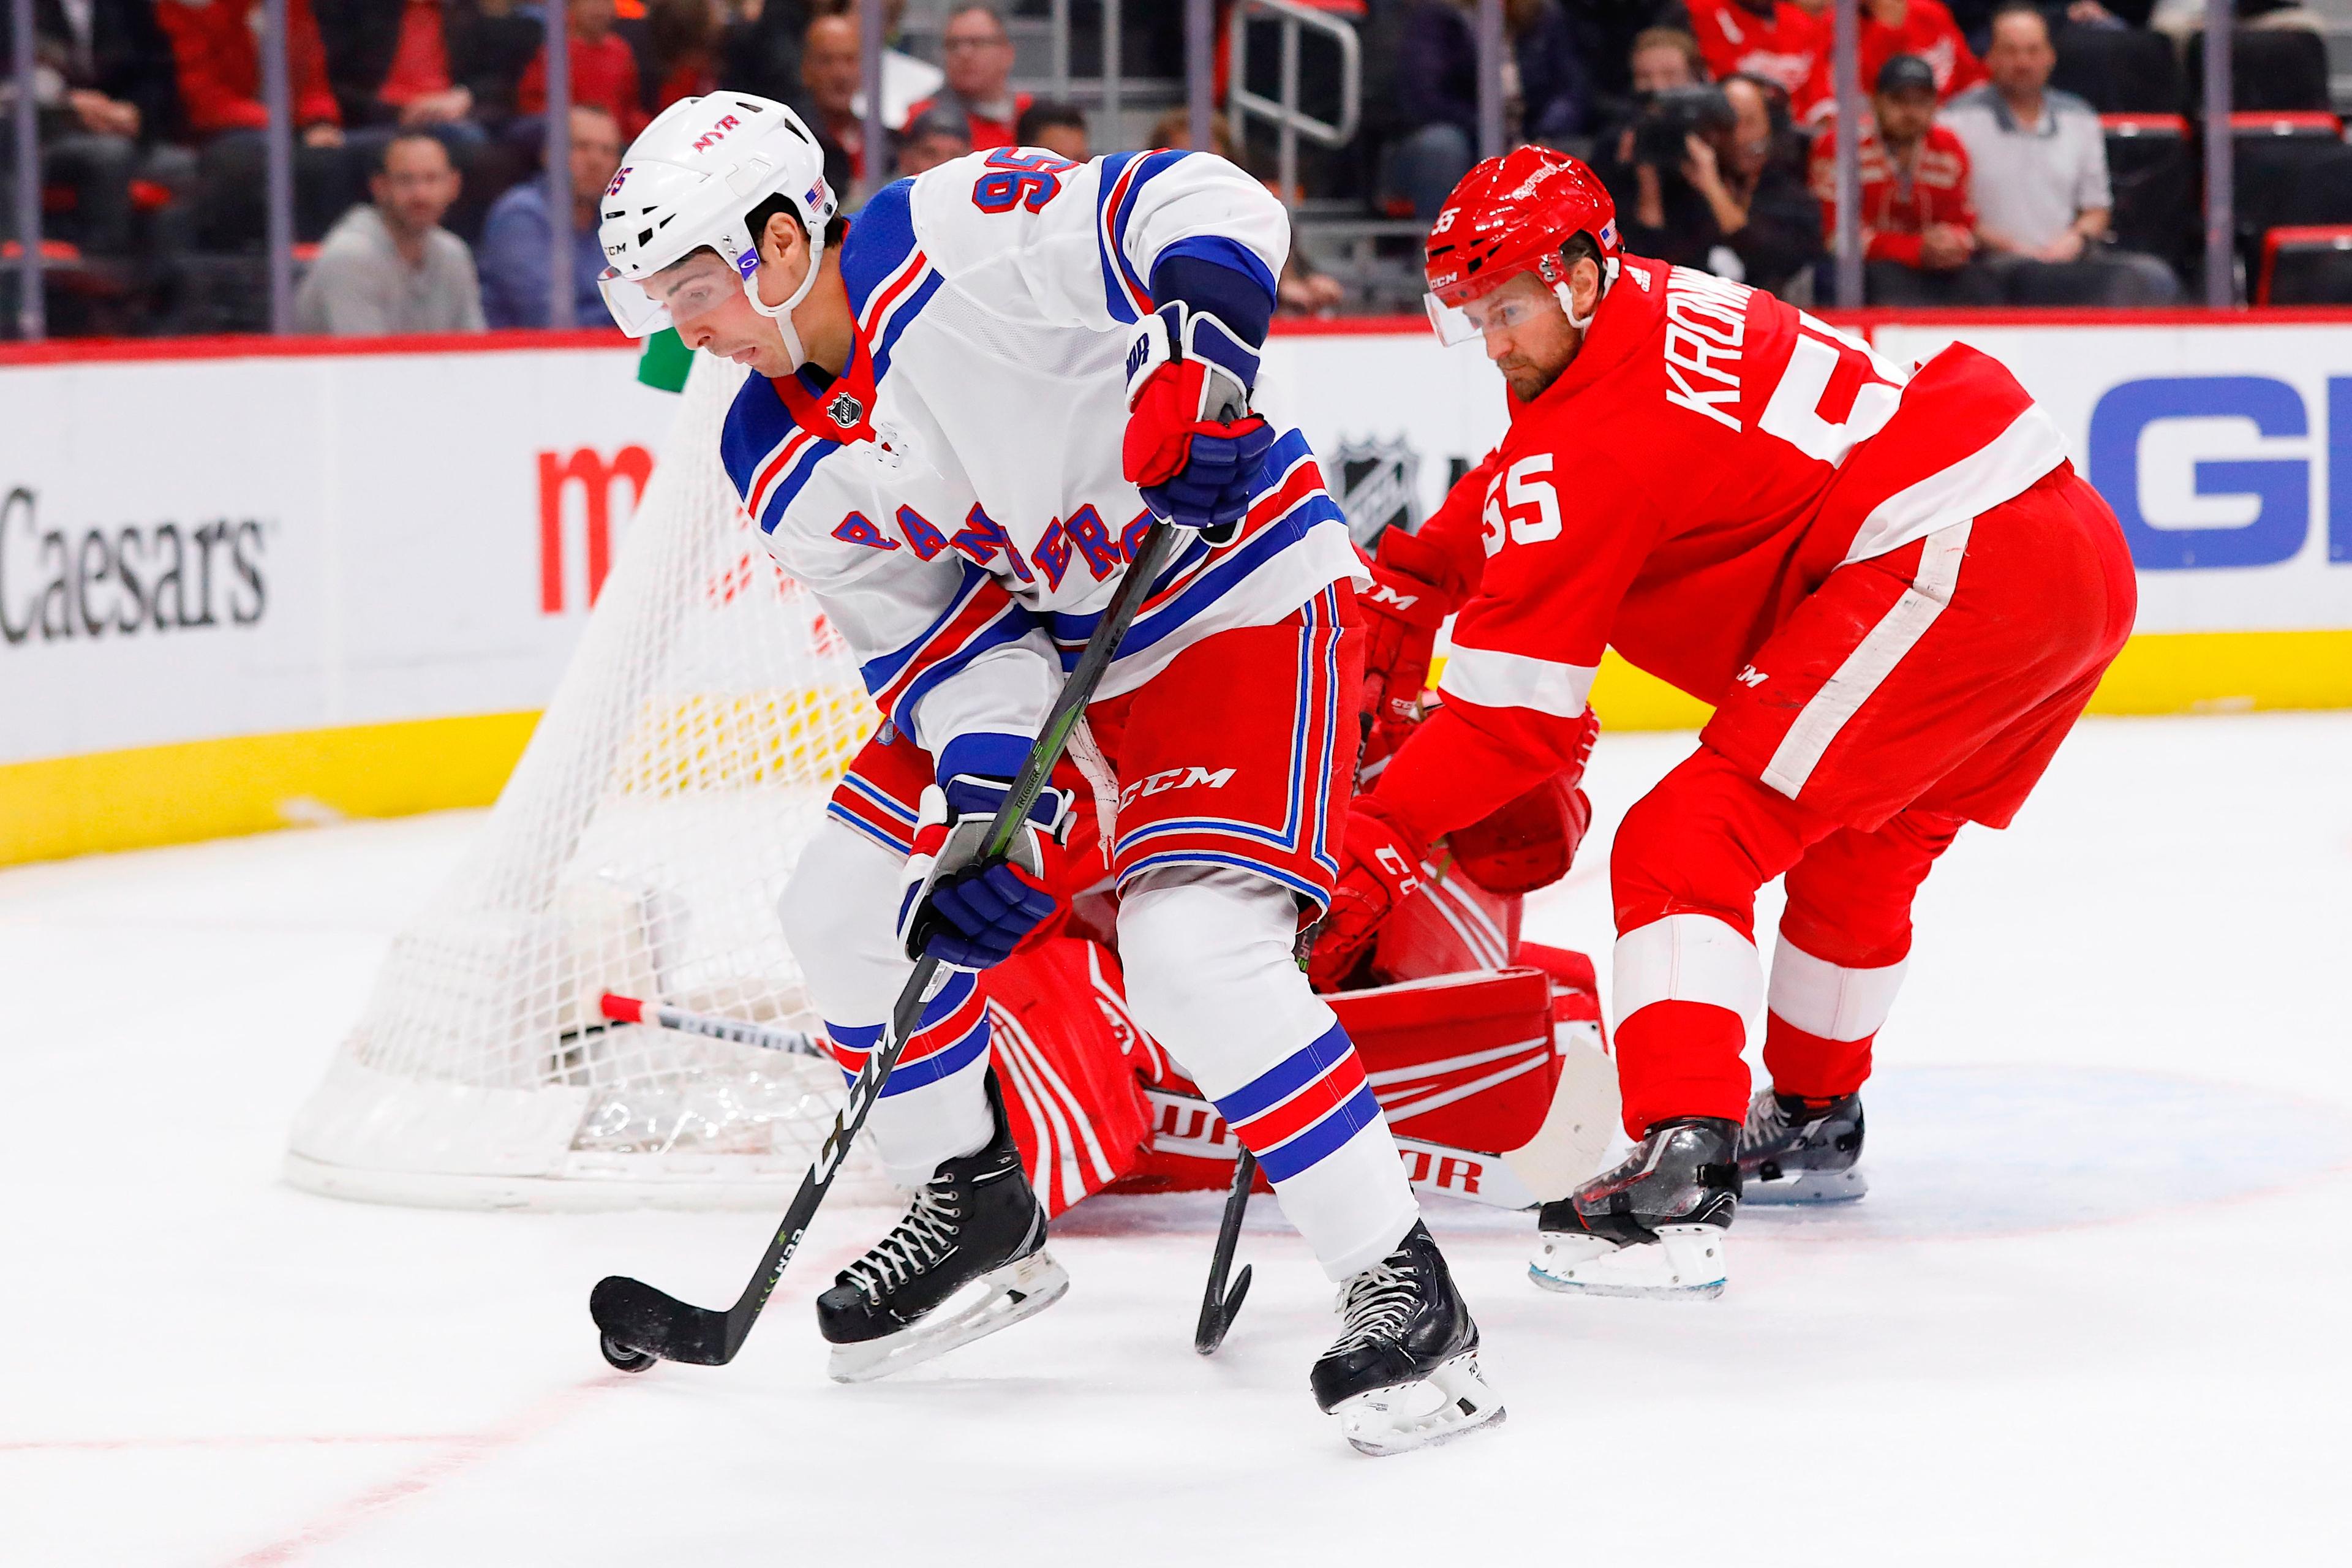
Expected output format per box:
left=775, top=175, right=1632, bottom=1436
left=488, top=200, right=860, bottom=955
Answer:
left=1608, top=464, right=2137, bottom=1137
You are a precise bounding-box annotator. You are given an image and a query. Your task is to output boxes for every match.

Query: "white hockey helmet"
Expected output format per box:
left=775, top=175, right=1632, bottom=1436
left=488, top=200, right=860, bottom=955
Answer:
left=596, top=92, right=840, bottom=342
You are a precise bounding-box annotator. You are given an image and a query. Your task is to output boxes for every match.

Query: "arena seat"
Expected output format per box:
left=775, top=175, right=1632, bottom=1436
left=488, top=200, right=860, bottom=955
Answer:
left=2103, top=113, right=2197, bottom=273
left=2258, top=225, right=2352, bottom=303
left=2055, top=24, right=2185, bottom=114
left=2188, top=28, right=2332, bottom=113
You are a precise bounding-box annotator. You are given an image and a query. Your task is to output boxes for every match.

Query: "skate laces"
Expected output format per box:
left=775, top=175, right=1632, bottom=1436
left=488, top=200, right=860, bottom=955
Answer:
left=843, top=1184, right=961, bottom=1299
left=1740, top=1093, right=1788, bottom=1148
left=1329, top=1257, right=1419, bottom=1354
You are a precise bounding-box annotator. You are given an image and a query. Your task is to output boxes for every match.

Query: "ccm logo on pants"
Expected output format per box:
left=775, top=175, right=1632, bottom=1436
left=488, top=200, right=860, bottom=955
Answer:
left=1118, top=765, right=1236, bottom=812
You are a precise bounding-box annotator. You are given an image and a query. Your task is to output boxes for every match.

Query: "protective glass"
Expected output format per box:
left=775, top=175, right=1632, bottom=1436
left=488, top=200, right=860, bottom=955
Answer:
left=598, top=254, right=748, bottom=338
left=1424, top=266, right=1559, bottom=347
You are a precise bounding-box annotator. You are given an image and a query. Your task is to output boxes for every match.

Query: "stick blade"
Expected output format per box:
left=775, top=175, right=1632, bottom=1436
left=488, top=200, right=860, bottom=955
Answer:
left=1193, top=1264, right=1253, bottom=1356
left=591, top=1273, right=738, bottom=1366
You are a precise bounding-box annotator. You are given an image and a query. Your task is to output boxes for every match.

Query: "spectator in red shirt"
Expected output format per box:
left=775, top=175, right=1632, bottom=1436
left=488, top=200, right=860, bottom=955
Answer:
left=155, top=0, right=355, bottom=245
left=1687, top=0, right=1826, bottom=101
left=1798, top=0, right=1985, bottom=121
left=519, top=0, right=646, bottom=138
left=907, top=4, right=1030, bottom=153
left=1810, top=53, right=1994, bottom=303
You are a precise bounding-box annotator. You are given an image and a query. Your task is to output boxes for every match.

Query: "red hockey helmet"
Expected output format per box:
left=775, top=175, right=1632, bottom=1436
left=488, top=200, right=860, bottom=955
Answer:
left=1424, top=146, right=1623, bottom=346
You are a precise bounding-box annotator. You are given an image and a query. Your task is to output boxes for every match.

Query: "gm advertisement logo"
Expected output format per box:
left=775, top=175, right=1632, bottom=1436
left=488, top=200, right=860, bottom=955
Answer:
left=2089, top=375, right=2352, bottom=571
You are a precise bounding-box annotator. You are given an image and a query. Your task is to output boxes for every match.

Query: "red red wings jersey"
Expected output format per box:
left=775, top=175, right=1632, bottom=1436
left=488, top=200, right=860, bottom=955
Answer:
left=1808, top=122, right=1975, bottom=265
left=1402, top=257, right=2067, bottom=818
left=1686, top=0, right=1826, bottom=98
left=1798, top=0, right=1985, bottom=117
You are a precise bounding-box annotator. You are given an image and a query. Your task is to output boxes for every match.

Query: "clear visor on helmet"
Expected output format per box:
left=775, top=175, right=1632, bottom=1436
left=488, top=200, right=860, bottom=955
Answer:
left=1424, top=260, right=1564, bottom=347
left=598, top=249, right=752, bottom=338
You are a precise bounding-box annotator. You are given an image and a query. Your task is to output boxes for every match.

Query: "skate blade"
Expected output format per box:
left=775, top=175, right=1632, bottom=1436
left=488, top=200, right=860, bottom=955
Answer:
left=826, top=1250, right=1069, bottom=1384
left=1332, top=1350, right=1506, bottom=1458
left=1743, top=1166, right=1868, bottom=1205
left=1528, top=1224, right=1727, bottom=1300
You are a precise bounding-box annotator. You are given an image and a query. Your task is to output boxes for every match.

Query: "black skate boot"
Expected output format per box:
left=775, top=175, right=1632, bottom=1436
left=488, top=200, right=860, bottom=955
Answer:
left=1530, top=1117, right=1739, bottom=1298
left=1311, top=1221, right=1505, bottom=1457
left=1738, top=1087, right=1867, bottom=1205
left=815, top=1072, right=1068, bottom=1382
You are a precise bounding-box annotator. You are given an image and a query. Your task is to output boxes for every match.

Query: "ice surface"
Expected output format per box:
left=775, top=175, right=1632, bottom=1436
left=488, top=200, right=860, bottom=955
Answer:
left=5, top=714, right=2350, bottom=1567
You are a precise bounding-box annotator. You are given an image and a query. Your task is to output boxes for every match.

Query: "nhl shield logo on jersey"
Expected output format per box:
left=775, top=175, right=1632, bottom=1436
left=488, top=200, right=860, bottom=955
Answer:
left=826, top=391, right=865, bottom=430
left=1332, top=435, right=1425, bottom=549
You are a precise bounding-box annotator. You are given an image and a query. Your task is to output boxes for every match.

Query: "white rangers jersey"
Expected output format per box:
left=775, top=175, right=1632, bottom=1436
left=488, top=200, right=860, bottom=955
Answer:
left=719, top=147, right=1361, bottom=758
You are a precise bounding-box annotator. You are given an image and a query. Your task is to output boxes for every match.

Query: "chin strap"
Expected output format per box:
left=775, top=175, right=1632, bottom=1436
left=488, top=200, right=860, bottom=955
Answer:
left=748, top=230, right=826, bottom=371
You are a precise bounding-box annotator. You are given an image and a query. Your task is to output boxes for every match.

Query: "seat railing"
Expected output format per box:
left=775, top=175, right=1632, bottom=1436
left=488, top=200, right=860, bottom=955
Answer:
left=1226, top=0, right=1362, bottom=208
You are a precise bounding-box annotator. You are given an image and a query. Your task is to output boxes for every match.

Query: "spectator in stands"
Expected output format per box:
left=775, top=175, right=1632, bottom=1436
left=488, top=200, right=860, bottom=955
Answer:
left=1942, top=5, right=2180, bottom=303
left=1686, top=0, right=1827, bottom=102
left=907, top=5, right=1030, bottom=154
left=1016, top=100, right=1089, bottom=164
left=317, top=1, right=494, bottom=157
left=476, top=105, right=620, bottom=327
left=1629, top=26, right=1706, bottom=94
left=445, top=1, right=546, bottom=126
left=1801, top=0, right=1985, bottom=114
left=1811, top=54, right=1991, bottom=303
left=812, top=0, right=944, bottom=131
left=648, top=0, right=726, bottom=112
left=295, top=130, right=483, bottom=334
left=897, top=107, right=972, bottom=177
left=1147, top=105, right=1344, bottom=316
left=520, top=0, right=646, bottom=139
left=7, top=0, right=187, bottom=258
left=1385, top=0, right=1597, bottom=227
left=1566, top=0, right=1692, bottom=107
left=1592, top=28, right=1702, bottom=236
left=156, top=0, right=352, bottom=246
left=1620, top=73, right=1823, bottom=294
left=801, top=12, right=865, bottom=190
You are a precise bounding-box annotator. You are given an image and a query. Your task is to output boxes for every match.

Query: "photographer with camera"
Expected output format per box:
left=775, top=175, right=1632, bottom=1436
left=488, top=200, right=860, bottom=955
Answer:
left=1612, top=72, right=1822, bottom=296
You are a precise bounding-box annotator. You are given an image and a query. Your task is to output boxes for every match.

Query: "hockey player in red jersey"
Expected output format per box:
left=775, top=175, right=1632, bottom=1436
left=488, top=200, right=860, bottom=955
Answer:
left=1314, top=147, right=2136, bottom=1298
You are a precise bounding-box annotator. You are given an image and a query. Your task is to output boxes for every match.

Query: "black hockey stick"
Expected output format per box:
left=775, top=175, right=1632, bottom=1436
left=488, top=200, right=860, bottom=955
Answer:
left=1193, top=1147, right=1256, bottom=1355
left=1191, top=658, right=1395, bottom=1355
left=590, top=520, right=1180, bottom=1372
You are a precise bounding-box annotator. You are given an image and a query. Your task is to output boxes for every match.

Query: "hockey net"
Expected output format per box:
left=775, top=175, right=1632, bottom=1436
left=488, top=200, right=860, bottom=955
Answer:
left=287, top=356, right=897, bottom=1209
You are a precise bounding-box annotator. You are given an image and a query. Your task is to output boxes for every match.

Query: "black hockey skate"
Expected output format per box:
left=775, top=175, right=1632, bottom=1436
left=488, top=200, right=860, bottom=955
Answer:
left=1311, top=1221, right=1504, bottom=1457
left=1531, top=1117, right=1739, bottom=1299
left=815, top=1072, right=1068, bottom=1382
left=1738, top=1087, right=1867, bottom=1205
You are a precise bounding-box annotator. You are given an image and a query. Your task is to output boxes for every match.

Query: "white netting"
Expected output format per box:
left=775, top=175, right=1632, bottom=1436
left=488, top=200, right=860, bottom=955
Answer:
left=287, top=356, right=892, bottom=1209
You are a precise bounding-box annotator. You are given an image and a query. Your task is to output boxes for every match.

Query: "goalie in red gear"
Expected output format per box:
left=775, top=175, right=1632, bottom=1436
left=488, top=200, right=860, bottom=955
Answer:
left=1316, top=146, right=2136, bottom=1298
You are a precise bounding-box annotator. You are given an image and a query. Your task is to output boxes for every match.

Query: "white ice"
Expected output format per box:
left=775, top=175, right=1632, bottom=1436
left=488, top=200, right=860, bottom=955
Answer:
left=6, top=713, right=2350, bottom=1567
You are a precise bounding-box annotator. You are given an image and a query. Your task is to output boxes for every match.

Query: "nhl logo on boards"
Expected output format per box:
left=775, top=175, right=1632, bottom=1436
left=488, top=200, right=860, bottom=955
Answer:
left=827, top=392, right=864, bottom=429
left=1333, top=434, right=1424, bottom=551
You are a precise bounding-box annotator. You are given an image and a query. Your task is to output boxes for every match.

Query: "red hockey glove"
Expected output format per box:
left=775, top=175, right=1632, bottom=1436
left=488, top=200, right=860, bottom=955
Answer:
left=1446, top=711, right=1598, bottom=895
left=1123, top=302, right=1276, bottom=535
left=1359, top=528, right=1466, bottom=733
left=1308, top=797, right=1431, bottom=993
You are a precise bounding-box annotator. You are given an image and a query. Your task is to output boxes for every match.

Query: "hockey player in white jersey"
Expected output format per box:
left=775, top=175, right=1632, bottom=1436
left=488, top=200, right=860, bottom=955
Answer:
left=595, top=92, right=1501, bottom=1454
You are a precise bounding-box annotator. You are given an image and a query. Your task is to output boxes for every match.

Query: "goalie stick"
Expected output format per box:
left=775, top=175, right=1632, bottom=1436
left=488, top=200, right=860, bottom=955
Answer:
left=589, top=519, right=1179, bottom=1373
